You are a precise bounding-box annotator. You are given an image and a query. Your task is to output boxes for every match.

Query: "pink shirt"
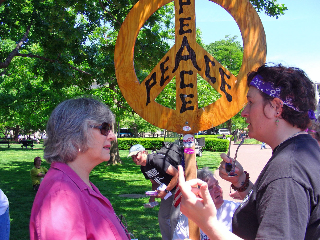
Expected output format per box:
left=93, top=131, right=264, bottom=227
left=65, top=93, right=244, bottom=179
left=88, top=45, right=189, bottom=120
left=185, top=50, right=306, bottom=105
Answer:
left=30, top=162, right=130, bottom=240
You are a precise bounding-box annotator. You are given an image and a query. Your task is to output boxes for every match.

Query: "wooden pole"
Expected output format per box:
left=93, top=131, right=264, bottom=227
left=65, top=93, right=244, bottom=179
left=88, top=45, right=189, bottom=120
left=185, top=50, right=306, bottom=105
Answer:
left=183, top=134, right=200, bottom=240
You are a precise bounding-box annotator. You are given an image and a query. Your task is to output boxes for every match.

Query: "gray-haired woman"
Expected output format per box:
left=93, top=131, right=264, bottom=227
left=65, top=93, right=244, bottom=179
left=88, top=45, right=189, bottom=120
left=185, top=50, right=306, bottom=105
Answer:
left=30, top=97, right=130, bottom=240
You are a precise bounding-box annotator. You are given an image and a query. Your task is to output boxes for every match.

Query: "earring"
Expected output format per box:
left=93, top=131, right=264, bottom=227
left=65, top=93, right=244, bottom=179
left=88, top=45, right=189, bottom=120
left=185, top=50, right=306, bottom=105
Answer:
left=275, top=118, right=279, bottom=126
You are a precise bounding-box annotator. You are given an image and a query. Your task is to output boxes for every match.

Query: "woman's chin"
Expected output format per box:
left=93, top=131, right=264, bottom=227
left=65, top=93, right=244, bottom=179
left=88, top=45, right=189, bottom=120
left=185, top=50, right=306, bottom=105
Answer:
left=102, top=154, right=111, bottom=162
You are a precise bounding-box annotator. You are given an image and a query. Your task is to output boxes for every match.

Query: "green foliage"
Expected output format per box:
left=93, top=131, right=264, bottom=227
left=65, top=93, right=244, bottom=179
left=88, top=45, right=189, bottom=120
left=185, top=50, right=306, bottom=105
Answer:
left=121, top=113, right=161, bottom=137
left=155, top=77, right=177, bottom=109
left=202, top=138, right=229, bottom=152
left=197, top=75, right=221, bottom=109
left=205, top=35, right=243, bottom=76
left=118, top=138, right=164, bottom=150
left=0, top=0, right=175, bottom=134
left=195, top=134, right=230, bottom=138
left=117, top=137, right=229, bottom=152
left=249, top=0, right=287, bottom=18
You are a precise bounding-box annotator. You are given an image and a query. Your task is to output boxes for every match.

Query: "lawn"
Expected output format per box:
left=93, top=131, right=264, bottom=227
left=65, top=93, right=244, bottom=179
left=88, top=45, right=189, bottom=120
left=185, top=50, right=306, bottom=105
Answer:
left=0, top=143, right=224, bottom=240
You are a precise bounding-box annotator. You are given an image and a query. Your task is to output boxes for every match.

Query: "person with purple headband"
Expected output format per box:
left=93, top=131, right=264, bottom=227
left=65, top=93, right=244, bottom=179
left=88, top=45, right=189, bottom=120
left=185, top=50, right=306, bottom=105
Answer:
left=177, top=64, right=320, bottom=240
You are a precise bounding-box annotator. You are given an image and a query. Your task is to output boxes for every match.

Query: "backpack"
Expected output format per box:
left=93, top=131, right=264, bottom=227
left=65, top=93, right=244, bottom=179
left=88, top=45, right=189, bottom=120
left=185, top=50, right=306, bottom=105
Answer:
left=156, top=142, right=185, bottom=168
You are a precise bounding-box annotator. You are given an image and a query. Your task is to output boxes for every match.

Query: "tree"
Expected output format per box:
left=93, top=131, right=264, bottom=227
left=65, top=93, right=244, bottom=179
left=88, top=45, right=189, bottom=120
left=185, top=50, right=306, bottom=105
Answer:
left=0, top=0, right=287, bottom=163
left=0, top=0, right=175, bottom=164
left=0, top=0, right=175, bottom=130
left=249, top=0, right=287, bottom=18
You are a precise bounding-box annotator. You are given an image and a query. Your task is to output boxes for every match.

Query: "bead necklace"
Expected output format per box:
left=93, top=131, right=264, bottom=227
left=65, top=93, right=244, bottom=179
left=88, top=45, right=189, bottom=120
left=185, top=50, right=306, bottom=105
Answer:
left=272, top=131, right=306, bottom=154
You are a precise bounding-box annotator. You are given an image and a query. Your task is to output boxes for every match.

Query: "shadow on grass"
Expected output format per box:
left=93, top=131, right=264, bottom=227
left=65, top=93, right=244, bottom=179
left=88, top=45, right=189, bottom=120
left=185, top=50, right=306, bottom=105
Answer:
left=90, top=158, right=162, bottom=239
left=0, top=147, right=162, bottom=240
left=1, top=147, right=222, bottom=240
left=0, top=161, right=38, bottom=240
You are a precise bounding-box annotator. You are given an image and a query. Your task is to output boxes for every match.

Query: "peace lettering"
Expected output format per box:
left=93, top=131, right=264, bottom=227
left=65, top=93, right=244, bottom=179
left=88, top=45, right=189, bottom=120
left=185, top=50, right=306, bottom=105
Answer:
left=145, top=0, right=232, bottom=112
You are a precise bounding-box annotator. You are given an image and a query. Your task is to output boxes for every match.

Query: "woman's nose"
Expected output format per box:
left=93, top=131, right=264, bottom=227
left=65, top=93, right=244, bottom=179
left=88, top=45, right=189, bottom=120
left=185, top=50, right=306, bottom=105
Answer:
left=108, top=131, right=117, bottom=141
left=241, top=104, right=249, bottom=118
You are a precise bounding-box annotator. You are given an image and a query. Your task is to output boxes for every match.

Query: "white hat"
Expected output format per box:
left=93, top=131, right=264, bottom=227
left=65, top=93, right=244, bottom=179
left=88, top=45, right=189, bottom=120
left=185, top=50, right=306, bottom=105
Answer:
left=128, top=144, right=145, bottom=157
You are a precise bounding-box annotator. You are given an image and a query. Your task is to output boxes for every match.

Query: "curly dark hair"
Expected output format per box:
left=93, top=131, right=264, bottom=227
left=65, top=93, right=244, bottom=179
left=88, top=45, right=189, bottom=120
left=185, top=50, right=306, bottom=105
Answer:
left=247, top=63, right=316, bottom=129
left=34, top=156, right=41, bottom=166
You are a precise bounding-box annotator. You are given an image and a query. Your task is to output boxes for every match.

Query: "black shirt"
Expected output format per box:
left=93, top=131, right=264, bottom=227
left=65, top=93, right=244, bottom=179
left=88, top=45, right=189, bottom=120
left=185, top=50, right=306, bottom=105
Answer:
left=141, top=153, right=174, bottom=187
left=232, top=134, right=320, bottom=239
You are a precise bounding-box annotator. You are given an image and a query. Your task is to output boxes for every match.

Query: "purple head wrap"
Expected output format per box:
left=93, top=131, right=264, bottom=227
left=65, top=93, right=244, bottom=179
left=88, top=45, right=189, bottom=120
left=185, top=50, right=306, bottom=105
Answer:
left=250, top=74, right=316, bottom=120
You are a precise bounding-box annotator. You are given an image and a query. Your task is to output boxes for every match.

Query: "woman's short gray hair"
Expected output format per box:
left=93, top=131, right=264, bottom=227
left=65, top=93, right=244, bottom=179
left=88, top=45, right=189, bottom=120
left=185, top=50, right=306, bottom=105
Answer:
left=44, top=97, right=115, bottom=163
left=197, top=167, right=214, bottom=183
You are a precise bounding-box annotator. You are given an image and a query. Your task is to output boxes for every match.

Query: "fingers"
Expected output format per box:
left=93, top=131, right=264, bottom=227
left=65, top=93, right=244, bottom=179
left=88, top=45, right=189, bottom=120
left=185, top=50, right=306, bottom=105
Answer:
left=198, top=181, right=214, bottom=206
left=219, top=161, right=241, bottom=185
left=178, top=165, right=185, bottom=185
left=220, top=153, right=232, bottom=163
left=178, top=165, right=206, bottom=198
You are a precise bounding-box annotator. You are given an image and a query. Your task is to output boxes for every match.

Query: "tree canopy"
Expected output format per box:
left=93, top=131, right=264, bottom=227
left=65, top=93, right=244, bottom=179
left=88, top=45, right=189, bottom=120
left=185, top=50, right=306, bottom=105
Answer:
left=0, top=0, right=287, bottom=137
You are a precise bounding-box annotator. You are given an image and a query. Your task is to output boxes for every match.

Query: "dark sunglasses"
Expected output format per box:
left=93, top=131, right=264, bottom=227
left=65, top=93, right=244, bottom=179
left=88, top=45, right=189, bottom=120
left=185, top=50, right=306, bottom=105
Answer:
left=91, top=122, right=112, bottom=136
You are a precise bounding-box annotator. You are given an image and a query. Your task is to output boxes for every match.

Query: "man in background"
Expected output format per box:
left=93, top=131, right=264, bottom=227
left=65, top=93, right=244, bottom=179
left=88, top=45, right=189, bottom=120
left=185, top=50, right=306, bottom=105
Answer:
left=173, top=167, right=240, bottom=239
left=129, top=144, right=180, bottom=240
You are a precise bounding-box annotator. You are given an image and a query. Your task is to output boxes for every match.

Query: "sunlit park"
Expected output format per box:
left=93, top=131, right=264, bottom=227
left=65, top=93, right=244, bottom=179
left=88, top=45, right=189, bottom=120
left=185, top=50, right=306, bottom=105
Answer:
left=0, top=140, right=227, bottom=239
left=1, top=0, right=319, bottom=239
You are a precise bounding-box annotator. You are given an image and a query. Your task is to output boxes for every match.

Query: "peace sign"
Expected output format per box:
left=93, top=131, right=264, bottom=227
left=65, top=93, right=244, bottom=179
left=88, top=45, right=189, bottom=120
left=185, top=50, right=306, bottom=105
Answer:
left=114, top=0, right=266, bottom=134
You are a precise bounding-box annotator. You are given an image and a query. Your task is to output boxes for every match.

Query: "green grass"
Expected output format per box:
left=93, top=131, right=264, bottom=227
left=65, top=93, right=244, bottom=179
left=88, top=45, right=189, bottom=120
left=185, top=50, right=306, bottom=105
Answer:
left=0, top=143, right=223, bottom=240
left=234, top=138, right=261, bottom=144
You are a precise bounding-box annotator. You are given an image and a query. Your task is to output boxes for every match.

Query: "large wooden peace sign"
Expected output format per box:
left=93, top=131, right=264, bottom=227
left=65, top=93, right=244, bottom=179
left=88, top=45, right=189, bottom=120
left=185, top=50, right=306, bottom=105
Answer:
left=114, top=0, right=266, bottom=134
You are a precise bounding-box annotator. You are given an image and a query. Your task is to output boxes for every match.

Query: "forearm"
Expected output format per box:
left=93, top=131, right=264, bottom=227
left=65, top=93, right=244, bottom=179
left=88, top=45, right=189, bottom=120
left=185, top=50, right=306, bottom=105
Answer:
left=166, top=175, right=178, bottom=192
left=230, top=171, right=253, bottom=200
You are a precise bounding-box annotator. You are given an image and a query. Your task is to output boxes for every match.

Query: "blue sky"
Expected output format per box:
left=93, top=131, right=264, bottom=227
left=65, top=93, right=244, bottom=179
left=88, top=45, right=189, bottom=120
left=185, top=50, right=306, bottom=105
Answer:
left=195, top=0, right=320, bottom=83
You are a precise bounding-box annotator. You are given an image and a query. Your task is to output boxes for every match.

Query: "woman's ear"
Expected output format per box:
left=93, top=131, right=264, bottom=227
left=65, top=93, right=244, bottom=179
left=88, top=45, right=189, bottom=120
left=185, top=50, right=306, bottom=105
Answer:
left=272, top=98, right=283, bottom=117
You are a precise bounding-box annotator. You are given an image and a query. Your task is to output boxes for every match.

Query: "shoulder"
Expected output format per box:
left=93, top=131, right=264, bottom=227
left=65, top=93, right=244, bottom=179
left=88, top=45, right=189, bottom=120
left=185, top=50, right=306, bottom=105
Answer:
left=262, top=135, right=320, bottom=178
left=148, top=153, right=166, bottom=166
left=41, top=164, right=86, bottom=194
left=150, top=153, right=165, bottom=161
left=33, top=170, right=85, bottom=215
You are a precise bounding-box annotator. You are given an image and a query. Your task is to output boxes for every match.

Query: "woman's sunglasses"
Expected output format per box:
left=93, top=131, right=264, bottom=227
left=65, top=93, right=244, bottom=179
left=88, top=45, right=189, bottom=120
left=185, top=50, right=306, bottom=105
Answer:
left=91, top=122, right=112, bottom=136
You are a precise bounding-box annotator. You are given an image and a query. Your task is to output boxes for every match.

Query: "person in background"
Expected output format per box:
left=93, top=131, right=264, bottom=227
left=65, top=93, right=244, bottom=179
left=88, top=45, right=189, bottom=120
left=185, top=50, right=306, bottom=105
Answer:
left=0, top=189, right=10, bottom=240
left=30, top=156, right=48, bottom=191
left=307, top=118, right=320, bottom=145
left=30, top=97, right=130, bottom=240
left=173, top=167, right=239, bottom=240
left=129, top=144, right=180, bottom=240
left=177, top=64, right=320, bottom=239
left=260, top=142, right=267, bottom=149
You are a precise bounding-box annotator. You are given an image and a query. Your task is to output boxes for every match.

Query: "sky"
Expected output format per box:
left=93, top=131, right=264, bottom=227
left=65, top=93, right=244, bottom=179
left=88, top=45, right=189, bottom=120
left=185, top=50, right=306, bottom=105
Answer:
left=194, top=0, right=320, bottom=83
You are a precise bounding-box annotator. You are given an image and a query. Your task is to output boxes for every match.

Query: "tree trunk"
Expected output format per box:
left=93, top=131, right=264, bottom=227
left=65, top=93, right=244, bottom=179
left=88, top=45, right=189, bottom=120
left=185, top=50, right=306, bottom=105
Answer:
left=13, top=125, right=19, bottom=141
left=227, top=119, right=232, bottom=134
left=108, top=123, right=122, bottom=165
left=109, top=139, right=122, bottom=165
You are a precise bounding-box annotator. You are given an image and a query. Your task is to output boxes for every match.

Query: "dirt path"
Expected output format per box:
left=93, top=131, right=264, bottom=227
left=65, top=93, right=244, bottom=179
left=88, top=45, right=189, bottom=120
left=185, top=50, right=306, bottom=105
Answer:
left=214, top=142, right=272, bottom=201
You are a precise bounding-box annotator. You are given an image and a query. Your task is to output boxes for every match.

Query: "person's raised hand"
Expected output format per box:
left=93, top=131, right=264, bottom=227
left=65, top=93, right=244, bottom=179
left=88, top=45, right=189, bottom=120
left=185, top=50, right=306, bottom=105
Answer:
left=219, top=153, right=245, bottom=185
left=155, top=190, right=166, bottom=199
left=178, top=165, right=217, bottom=228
